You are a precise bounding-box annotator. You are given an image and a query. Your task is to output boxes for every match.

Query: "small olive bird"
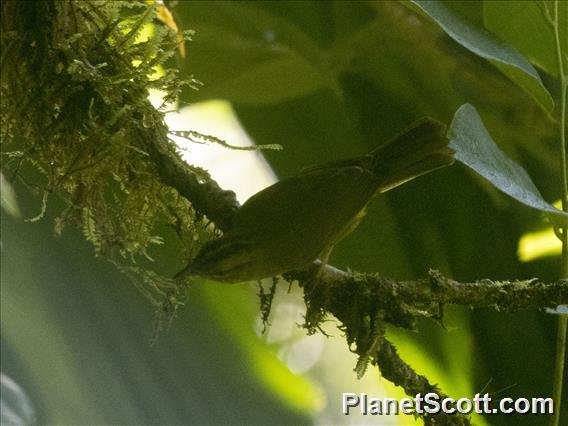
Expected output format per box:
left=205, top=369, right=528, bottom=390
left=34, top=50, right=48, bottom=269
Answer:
left=179, top=118, right=454, bottom=283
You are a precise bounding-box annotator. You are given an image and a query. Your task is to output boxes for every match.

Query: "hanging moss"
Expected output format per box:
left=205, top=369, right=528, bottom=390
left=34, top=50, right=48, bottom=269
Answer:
left=0, top=0, right=209, bottom=312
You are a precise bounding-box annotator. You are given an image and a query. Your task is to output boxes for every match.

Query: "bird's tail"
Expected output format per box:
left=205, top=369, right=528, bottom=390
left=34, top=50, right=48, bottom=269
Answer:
left=369, top=117, right=454, bottom=193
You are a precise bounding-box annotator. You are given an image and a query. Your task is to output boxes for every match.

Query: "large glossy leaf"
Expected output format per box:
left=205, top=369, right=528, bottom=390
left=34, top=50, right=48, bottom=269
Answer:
left=449, top=103, right=568, bottom=226
left=412, top=0, right=554, bottom=112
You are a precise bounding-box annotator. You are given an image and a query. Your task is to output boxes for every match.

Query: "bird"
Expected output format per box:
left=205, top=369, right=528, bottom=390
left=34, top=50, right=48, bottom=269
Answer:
left=178, top=117, right=454, bottom=283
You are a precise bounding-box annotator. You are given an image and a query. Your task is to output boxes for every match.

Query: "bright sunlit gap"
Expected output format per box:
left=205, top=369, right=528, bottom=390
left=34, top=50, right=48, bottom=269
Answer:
left=517, top=200, right=562, bottom=262
left=163, top=98, right=277, bottom=203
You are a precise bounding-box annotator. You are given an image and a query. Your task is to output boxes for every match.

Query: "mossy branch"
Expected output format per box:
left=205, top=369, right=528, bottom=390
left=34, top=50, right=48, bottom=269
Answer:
left=284, top=264, right=566, bottom=426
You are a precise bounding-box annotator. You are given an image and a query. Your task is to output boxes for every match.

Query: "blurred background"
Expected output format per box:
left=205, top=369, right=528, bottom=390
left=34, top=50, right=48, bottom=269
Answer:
left=1, top=1, right=563, bottom=425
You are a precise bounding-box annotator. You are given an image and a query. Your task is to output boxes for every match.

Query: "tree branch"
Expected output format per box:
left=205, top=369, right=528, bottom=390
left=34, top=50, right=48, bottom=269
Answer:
left=286, top=264, right=566, bottom=426
left=136, top=125, right=240, bottom=232
left=295, top=265, right=568, bottom=318
left=377, top=338, right=470, bottom=425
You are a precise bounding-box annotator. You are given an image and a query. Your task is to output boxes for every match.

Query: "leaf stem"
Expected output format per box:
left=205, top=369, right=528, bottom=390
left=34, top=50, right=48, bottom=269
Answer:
left=550, top=1, right=567, bottom=426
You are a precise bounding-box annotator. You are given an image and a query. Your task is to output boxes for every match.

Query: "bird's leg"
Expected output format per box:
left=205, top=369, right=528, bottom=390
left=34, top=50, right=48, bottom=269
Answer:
left=303, top=244, right=334, bottom=295
left=306, top=208, right=366, bottom=291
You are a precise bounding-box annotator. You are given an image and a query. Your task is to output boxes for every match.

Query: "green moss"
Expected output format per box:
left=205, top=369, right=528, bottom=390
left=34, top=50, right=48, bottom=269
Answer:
left=1, top=1, right=202, bottom=311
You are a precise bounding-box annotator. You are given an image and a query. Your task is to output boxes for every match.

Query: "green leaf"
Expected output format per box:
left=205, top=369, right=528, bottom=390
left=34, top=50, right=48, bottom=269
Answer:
left=0, top=172, right=20, bottom=218
left=181, top=3, right=329, bottom=105
left=412, top=0, right=554, bottom=112
left=202, top=52, right=324, bottom=106
left=483, top=0, right=568, bottom=77
left=449, top=103, right=568, bottom=226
